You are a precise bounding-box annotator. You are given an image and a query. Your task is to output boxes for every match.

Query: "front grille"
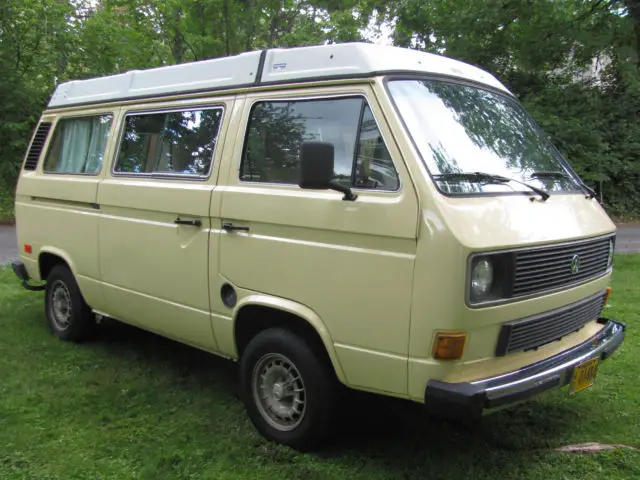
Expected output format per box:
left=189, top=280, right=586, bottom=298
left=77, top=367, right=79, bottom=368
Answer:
left=512, top=236, right=612, bottom=298
left=496, top=291, right=607, bottom=356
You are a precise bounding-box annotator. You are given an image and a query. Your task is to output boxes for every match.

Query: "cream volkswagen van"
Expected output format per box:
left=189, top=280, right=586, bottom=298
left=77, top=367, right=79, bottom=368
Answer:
left=11, top=42, right=626, bottom=450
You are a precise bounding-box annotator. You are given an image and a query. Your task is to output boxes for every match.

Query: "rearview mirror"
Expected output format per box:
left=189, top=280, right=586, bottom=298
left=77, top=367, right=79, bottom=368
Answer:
left=298, top=141, right=357, bottom=201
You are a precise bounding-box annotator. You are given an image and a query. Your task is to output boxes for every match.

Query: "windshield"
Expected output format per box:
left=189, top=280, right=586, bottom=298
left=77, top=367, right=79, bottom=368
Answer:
left=386, top=79, right=583, bottom=196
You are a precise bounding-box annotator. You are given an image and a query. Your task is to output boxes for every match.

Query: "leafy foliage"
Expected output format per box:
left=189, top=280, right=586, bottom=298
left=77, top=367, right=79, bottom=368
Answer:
left=1, top=0, right=639, bottom=218
left=389, top=0, right=640, bottom=217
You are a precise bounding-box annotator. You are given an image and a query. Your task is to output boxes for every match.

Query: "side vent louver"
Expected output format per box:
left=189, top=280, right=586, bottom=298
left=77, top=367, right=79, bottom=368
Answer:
left=23, top=122, right=52, bottom=171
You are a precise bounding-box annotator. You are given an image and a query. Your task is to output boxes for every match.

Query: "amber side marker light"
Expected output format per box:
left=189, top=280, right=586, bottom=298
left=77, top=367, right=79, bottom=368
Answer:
left=604, top=286, right=612, bottom=305
left=433, top=333, right=467, bottom=360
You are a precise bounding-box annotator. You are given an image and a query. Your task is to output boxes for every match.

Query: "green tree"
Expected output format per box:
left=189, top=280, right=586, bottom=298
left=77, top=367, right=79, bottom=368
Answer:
left=388, top=0, right=640, bottom=217
left=0, top=0, right=78, bottom=203
left=1, top=0, right=639, bottom=219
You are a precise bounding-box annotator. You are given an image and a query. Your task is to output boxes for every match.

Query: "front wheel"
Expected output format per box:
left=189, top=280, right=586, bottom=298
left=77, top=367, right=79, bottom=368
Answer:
left=239, top=328, right=338, bottom=451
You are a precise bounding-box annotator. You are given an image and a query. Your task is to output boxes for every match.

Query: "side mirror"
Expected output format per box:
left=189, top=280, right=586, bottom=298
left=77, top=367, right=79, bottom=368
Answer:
left=298, top=141, right=357, bottom=201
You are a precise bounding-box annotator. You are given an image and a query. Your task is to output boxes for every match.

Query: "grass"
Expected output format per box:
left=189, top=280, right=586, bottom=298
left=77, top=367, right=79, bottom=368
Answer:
left=0, top=256, right=639, bottom=480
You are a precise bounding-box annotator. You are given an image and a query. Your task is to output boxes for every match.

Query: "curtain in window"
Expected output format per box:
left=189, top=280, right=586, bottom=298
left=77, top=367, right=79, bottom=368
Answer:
left=55, top=116, right=111, bottom=173
left=84, top=117, right=111, bottom=173
left=56, top=119, right=90, bottom=172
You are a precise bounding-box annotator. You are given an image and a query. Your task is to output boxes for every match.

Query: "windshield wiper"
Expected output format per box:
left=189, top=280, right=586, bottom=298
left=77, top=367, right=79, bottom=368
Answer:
left=433, top=171, right=550, bottom=201
left=529, top=171, right=567, bottom=179
left=529, top=171, right=597, bottom=199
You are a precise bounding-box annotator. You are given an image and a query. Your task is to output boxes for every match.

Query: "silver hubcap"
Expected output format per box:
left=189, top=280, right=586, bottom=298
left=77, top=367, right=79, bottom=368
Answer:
left=252, top=353, right=306, bottom=431
left=50, top=280, right=72, bottom=330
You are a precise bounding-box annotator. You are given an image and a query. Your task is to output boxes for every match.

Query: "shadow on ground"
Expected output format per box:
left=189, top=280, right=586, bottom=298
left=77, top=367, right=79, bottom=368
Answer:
left=85, top=317, right=582, bottom=479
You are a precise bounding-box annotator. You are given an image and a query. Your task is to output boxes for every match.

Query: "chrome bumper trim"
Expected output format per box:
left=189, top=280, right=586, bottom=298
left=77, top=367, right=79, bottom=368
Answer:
left=475, top=318, right=624, bottom=407
left=424, top=318, right=626, bottom=418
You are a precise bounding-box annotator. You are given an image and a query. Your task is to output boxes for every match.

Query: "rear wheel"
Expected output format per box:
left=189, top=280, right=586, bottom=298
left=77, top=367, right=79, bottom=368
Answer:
left=44, top=264, right=95, bottom=342
left=239, top=328, right=338, bottom=451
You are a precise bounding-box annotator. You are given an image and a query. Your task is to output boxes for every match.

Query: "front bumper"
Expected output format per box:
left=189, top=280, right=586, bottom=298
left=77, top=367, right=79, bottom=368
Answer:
left=424, top=317, right=626, bottom=419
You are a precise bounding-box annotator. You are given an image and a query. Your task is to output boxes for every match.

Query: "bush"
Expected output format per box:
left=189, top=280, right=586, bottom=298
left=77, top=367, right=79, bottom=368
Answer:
left=0, top=185, right=14, bottom=222
left=510, top=71, right=640, bottom=220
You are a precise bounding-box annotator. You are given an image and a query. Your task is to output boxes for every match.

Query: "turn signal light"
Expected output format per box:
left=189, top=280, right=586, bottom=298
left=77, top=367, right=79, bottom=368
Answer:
left=604, top=286, right=612, bottom=305
left=432, top=332, right=467, bottom=360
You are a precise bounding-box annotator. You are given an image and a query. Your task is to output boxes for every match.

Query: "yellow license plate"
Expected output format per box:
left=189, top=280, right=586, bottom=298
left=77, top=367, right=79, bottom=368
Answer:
left=569, top=357, right=600, bottom=395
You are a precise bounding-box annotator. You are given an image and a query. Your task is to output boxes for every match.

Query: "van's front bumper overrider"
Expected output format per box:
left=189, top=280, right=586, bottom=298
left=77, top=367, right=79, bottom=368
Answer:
left=424, top=318, right=626, bottom=419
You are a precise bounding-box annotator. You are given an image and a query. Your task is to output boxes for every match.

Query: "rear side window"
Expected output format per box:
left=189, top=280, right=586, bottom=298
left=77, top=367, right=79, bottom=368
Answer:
left=241, top=97, right=399, bottom=190
left=114, top=107, right=224, bottom=177
left=43, top=114, right=113, bottom=174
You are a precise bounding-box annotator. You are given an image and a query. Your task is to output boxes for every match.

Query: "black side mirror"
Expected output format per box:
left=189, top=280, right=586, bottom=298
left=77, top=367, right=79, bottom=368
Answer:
left=298, top=141, right=357, bottom=201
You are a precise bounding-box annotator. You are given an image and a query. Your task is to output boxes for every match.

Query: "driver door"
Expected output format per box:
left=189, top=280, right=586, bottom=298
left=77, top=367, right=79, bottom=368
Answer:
left=217, top=86, right=419, bottom=395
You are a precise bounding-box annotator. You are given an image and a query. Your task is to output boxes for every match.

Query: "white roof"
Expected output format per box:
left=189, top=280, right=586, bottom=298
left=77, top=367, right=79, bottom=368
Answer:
left=47, top=43, right=512, bottom=108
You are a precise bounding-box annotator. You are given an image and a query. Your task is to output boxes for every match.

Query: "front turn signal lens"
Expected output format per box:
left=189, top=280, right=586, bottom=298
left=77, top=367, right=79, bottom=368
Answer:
left=604, top=286, right=612, bottom=305
left=433, top=332, right=467, bottom=360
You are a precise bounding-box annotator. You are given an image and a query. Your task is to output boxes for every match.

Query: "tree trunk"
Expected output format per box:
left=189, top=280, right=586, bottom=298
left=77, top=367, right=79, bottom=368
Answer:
left=170, top=7, right=184, bottom=63
left=626, top=0, right=640, bottom=65
left=223, top=0, right=231, bottom=55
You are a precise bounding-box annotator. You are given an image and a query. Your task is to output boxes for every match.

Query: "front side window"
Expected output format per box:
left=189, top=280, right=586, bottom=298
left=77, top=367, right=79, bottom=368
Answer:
left=387, top=79, right=582, bottom=195
left=114, top=107, right=223, bottom=176
left=241, top=97, right=399, bottom=190
left=354, top=106, right=400, bottom=190
left=44, top=114, right=113, bottom=174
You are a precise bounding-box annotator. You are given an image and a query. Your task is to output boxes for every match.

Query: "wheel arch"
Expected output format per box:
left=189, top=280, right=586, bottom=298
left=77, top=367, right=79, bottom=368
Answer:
left=38, top=247, right=76, bottom=281
left=233, top=295, right=347, bottom=385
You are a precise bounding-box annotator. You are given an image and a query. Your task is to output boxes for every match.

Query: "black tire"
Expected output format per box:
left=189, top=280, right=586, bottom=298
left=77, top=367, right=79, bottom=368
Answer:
left=239, top=328, right=338, bottom=451
left=44, top=264, right=95, bottom=342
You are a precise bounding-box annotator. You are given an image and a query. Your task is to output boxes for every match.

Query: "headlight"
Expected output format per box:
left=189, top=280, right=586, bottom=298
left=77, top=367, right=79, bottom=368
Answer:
left=467, top=252, right=513, bottom=306
left=607, top=238, right=614, bottom=268
left=470, top=257, right=493, bottom=300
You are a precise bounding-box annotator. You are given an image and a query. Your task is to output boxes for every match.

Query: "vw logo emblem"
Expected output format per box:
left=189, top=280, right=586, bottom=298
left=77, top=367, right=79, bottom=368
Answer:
left=570, top=254, right=581, bottom=274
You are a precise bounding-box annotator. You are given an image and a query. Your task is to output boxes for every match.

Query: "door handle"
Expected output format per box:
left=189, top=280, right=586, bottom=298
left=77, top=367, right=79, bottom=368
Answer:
left=222, top=222, right=250, bottom=232
left=175, top=217, right=202, bottom=227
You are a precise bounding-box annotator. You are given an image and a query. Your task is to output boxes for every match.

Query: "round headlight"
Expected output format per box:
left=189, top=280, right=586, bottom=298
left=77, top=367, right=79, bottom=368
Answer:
left=471, top=258, right=494, bottom=300
left=608, top=239, right=614, bottom=268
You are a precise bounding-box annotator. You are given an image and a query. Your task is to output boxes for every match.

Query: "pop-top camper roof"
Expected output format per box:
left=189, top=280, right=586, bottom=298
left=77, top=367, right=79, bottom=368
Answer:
left=47, top=42, right=511, bottom=108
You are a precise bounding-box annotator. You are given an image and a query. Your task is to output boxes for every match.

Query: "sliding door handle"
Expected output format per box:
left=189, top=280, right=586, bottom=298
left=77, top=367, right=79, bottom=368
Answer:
left=222, top=222, right=250, bottom=232
left=175, top=217, right=202, bottom=227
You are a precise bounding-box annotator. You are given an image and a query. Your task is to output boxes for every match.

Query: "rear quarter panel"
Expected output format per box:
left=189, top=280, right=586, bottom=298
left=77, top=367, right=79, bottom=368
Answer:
left=14, top=108, right=122, bottom=308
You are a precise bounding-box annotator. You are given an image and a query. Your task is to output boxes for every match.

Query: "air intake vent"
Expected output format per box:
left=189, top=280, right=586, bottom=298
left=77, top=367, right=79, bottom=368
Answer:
left=23, top=122, right=52, bottom=171
left=495, top=291, right=607, bottom=356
